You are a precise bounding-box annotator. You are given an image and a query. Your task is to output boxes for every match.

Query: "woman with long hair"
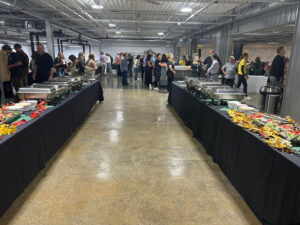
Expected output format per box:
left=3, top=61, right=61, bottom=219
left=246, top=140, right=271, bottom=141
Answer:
left=167, top=53, right=176, bottom=92
left=145, top=53, right=153, bottom=89
left=134, top=55, right=140, bottom=82
left=85, top=53, right=97, bottom=80
left=76, top=52, right=85, bottom=74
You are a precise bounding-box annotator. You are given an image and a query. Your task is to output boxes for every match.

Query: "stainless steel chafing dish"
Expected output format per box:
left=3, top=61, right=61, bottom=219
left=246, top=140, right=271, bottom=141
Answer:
left=208, top=88, right=245, bottom=101
left=43, top=81, right=73, bottom=92
left=53, top=77, right=83, bottom=86
left=31, top=83, right=65, bottom=96
left=18, top=87, right=57, bottom=100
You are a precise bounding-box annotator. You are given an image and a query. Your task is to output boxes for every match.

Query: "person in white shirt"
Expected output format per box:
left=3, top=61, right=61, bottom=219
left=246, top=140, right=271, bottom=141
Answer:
left=106, top=53, right=112, bottom=75
left=100, top=51, right=107, bottom=75
left=134, top=55, right=140, bottom=81
left=206, top=54, right=220, bottom=81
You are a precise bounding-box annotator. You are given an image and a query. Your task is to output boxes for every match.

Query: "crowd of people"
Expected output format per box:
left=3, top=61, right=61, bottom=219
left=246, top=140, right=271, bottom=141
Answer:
left=114, top=51, right=176, bottom=92
left=193, top=46, right=289, bottom=101
left=0, top=42, right=104, bottom=100
left=1, top=42, right=289, bottom=101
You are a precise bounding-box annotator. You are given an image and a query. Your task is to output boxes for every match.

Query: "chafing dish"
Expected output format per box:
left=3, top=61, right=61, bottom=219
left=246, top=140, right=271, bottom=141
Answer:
left=31, top=83, right=65, bottom=95
left=43, top=81, right=73, bottom=92
left=52, top=77, right=84, bottom=89
left=18, top=87, right=57, bottom=100
left=208, top=88, right=245, bottom=101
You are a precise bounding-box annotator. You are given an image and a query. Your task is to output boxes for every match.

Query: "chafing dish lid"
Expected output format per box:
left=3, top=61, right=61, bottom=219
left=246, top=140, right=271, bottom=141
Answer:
left=18, top=87, right=56, bottom=93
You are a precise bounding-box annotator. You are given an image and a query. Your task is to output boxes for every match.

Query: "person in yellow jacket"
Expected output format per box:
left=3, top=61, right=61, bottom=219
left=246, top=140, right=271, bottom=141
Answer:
left=179, top=55, right=187, bottom=66
left=237, top=53, right=251, bottom=101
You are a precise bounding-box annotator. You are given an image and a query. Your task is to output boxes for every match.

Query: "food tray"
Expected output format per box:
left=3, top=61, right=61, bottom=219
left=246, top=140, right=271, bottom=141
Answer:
left=0, top=111, right=21, bottom=125
left=18, top=87, right=57, bottom=100
left=209, top=92, right=246, bottom=101
left=43, top=81, right=72, bottom=92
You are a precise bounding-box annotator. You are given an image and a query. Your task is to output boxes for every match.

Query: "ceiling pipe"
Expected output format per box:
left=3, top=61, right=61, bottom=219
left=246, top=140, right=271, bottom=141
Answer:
left=60, top=39, right=70, bottom=53
left=180, top=0, right=218, bottom=25
left=189, top=1, right=299, bottom=38
left=0, top=0, right=100, bottom=43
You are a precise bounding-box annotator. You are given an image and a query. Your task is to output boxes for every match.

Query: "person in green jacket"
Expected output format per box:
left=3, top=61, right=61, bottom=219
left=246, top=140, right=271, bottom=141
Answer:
left=253, top=57, right=262, bottom=75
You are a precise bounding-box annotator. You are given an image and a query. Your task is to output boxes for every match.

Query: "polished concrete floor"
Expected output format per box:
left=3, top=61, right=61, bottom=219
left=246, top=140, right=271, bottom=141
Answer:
left=0, top=76, right=260, bottom=225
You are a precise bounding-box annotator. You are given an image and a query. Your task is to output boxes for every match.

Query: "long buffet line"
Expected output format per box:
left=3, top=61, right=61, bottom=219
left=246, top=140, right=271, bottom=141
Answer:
left=182, top=78, right=300, bottom=155
left=0, top=76, right=91, bottom=139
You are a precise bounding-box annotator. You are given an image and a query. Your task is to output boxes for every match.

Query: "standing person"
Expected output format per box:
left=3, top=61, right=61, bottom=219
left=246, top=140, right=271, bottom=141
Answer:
left=128, top=54, right=134, bottom=78
left=204, top=49, right=214, bottom=72
left=134, top=55, right=140, bottom=82
left=145, top=53, right=153, bottom=89
left=167, top=53, right=176, bottom=92
left=116, top=52, right=122, bottom=76
left=76, top=52, right=85, bottom=74
left=179, top=55, right=187, bottom=66
left=152, top=53, right=165, bottom=91
left=206, top=54, right=220, bottom=81
left=121, top=53, right=129, bottom=86
left=270, top=46, right=286, bottom=88
left=186, top=56, right=192, bottom=66
left=7, top=46, right=23, bottom=93
left=14, top=43, right=29, bottom=87
left=139, top=55, right=145, bottom=82
left=85, top=53, right=97, bottom=80
left=0, top=45, right=14, bottom=98
left=160, top=54, right=168, bottom=87
left=106, top=53, right=112, bottom=75
left=100, top=51, right=107, bottom=75
left=253, top=57, right=262, bottom=75
left=54, top=52, right=68, bottom=77
left=237, top=53, right=251, bottom=100
left=222, top=56, right=237, bottom=88
left=33, top=43, right=54, bottom=83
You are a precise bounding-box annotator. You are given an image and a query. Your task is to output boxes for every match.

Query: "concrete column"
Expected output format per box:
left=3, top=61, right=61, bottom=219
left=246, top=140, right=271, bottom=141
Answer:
left=45, top=20, right=54, bottom=58
left=281, top=3, right=300, bottom=122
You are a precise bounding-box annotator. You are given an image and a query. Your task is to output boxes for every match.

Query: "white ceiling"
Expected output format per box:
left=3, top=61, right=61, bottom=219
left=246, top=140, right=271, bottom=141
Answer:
left=0, top=0, right=296, bottom=41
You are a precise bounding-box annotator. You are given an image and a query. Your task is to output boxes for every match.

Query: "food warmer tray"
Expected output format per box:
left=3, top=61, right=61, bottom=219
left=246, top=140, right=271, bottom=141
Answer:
left=31, top=84, right=65, bottom=95
left=208, top=88, right=245, bottom=101
left=18, top=87, right=57, bottom=100
left=201, top=85, right=231, bottom=96
left=0, top=111, right=21, bottom=125
left=43, top=81, right=73, bottom=92
left=53, top=77, right=83, bottom=87
left=175, top=66, right=190, bottom=71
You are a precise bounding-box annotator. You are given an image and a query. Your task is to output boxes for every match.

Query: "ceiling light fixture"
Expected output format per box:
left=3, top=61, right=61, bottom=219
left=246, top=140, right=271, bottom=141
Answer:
left=158, top=32, right=164, bottom=36
left=108, top=23, right=116, bottom=27
left=92, top=4, right=103, bottom=9
left=180, top=7, right=192, bottom=13
left=116, top=30, right=121, bottom=34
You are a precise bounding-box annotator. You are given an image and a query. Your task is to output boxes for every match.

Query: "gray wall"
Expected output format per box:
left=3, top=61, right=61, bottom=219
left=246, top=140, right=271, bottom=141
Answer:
left=281, top=3, right=300, bottom=122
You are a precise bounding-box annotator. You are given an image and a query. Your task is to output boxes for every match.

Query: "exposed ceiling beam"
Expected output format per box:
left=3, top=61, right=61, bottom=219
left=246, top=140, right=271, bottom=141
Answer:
left=51, top=18, right=220, bottom=25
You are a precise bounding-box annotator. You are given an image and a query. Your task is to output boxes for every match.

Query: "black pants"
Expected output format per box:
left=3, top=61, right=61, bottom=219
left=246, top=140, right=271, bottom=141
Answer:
left=117, top=65, right=122, bottom=76
left=237, top=75, right=247, bottom=96
left=3, top=81, right=13, bottom=98
left=152, top=71, right=161, bottom=88
left=225, top=78, right=234, bottom=88
left=140, top=66, right=144, bottom=81
left=145, top=68, right=152, bottom=86
left=167, top=72, right=174, bottom=92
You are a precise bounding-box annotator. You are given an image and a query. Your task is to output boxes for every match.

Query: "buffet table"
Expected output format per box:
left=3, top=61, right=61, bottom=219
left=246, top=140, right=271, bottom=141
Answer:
left=0, top=81, right=103, bottom=216
left=169, top=82, right=300, bottom=225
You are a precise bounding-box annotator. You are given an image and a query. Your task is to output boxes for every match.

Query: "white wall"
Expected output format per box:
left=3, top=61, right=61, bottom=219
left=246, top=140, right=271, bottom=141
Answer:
left=100, top=40, right=174, bottom=58
left=2, top=40, right=174, bottom=61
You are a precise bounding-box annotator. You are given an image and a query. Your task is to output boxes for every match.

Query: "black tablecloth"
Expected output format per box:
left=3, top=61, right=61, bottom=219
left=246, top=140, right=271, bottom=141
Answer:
left=0, top=81, right=103, bottom=216
left=170, top=82, right=300, bottom=225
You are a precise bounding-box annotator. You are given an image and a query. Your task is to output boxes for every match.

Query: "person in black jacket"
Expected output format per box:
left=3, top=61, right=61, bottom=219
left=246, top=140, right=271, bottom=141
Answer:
left=270, top=46, right=286, bottom=88
left=203, top=49, right=214, bottom=72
